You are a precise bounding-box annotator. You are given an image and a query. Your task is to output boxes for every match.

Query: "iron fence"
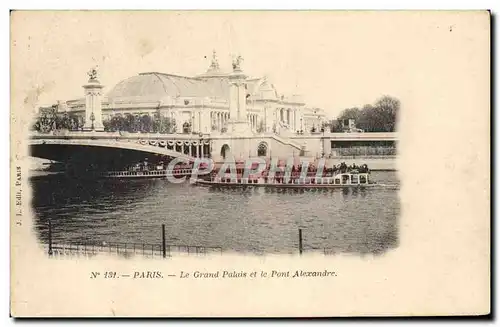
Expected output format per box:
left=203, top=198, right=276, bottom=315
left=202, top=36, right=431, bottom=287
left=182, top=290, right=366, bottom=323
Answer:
left=44, top=240, right=222, bottom=259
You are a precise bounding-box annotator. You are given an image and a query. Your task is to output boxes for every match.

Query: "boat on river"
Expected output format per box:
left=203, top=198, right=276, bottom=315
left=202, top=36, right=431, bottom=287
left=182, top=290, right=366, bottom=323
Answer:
left=194, top=171, right=377, bottom=190
left=98, top=161, right=207, bottom=179
left=99, top=168, right=195, bottom=179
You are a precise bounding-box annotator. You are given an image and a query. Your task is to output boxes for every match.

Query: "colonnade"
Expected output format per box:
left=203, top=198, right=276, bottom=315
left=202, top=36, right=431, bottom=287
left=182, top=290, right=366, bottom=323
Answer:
left=210, top=111, right=230, bottom=131
left=247, top=113, right=259, bottom=131
left=276, top=108, right=299, bottom=131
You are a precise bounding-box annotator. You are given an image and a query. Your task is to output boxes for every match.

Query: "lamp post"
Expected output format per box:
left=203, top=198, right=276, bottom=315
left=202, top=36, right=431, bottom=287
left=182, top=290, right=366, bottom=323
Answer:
left=209, top=139, right=213, bottom=159
left=191, top=113, right=195, bottom=134
left=159, top=111, right=163, bottom=134
left=199, top=132, right=203, bottom=158
left=322, top=131, right=326, bottom=157
left=90, top=112, right=95, bottom=131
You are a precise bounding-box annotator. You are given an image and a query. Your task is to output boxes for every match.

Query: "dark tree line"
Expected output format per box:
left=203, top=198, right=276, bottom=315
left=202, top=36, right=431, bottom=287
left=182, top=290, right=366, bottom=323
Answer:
left=103, top=111, right=177, bottom=133
left=31, top=107, right=83, bottom=132
left=32, top=107, right=178, bottom=134
left=329, top=95, right=400, bottom=132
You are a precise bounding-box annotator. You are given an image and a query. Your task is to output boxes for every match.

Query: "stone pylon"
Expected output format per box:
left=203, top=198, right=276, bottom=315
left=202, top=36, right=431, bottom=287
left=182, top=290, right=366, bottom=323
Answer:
left=227, top=56, right=252, bottom=136
left=83, top=68, right=104, bottom=131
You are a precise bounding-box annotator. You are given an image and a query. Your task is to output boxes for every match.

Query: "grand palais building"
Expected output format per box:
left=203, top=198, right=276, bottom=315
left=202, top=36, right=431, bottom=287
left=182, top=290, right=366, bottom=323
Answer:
left=58, top=52, right=326, bottom=136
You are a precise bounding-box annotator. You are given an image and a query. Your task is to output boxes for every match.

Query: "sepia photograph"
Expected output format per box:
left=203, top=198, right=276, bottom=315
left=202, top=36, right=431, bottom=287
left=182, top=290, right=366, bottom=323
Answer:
left=29, top=42, right=399, bottom=259
left=10, top=10, right=490, bottom=317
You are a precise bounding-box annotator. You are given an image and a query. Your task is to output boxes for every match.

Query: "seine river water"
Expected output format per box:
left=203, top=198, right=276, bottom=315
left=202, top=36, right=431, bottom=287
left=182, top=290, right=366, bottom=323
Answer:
left=30, top=171, right=400, bottom=256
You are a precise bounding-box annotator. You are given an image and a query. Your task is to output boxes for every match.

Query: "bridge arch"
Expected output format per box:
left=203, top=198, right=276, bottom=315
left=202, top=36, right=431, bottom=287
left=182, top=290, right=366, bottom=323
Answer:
left=29, top=138, right=196, bottom=168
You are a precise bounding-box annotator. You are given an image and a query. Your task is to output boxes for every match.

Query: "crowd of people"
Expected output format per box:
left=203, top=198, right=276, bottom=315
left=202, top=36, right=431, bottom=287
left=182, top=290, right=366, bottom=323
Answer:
left=284, top=162, right=370, bottom=175
left=213, top=161, right=371, bottom=179
left=258, top=162, right=371, bottom=183
left=120, top=158, right=371, bottom=176
left=334, top=162, right=370, bottom=174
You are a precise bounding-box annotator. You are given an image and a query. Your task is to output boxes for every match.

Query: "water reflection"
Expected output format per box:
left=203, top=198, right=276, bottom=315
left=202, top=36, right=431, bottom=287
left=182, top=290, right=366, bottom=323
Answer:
left=30, top=171, right=400, bottom=256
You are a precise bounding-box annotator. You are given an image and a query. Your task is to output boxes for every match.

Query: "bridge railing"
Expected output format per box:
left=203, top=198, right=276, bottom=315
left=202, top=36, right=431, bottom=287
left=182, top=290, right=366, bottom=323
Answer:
left=30, top=130, right=212, bottom=139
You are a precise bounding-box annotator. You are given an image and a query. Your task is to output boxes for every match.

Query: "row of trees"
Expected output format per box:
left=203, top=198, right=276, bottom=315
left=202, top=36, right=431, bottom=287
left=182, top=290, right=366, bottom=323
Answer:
left=31, top=107, right=83, bottom=132
left=32, top=108, right=181, bottom=134
left=102, top=112, right=177, bottom=133
left=33, top=95, right=399, bottom=134
left=329, top=95, right=400, bottom=133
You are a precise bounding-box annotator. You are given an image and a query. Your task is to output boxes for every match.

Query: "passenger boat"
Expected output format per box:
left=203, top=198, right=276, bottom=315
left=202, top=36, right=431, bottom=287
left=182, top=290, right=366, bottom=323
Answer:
left=98, top=160, right=211, bottom=179
left=194, top=171, right=377, bottom=190
left=99, top=168, right=195, bottom=179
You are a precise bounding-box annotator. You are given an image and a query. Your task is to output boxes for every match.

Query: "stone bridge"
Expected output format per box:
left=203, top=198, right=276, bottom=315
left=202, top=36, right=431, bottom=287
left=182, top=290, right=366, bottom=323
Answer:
left=29, top=130, right=399, bottom=167
left=29, top=131, right=210, bottom=167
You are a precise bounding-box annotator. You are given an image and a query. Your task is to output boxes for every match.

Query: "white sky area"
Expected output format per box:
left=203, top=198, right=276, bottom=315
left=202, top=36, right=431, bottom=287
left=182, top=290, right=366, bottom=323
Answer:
left=11, top=11, right=482, bottom=118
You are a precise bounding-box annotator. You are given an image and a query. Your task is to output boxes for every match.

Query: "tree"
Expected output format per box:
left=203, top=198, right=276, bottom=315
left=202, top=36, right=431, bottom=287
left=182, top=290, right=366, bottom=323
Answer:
left=158, top=116, right=175, bottom=133
left=327, top=119, right=340, bottom=132
left=374, top=95, right=400, bottom=132
left=335, top=107, right=362, bottom=132
left=139, top=114, right=153, bottom=133
left=151, top=110, right=176, bottom=133
left=56, top=112, right=72, bottom=130
left=109, top=115, right=126, bottom=131
left=68, top=113, right=82, bottom=130
left=124, top=113, right=139, bottom=132
left=152, top=110, right=162, bottom=133
left=182, top=122, right=191, bottom=134
left=338, top=107, right=361, bottom=121
left=320, top=121, right=330, bottom=133
left=103, top=119, right=111, bottom=131
left=31, top=119, right=41, bottom=132
left=32, top=107, right=65, bottom=132
left=166, top=117, right=177, bottom=133
left=334, top=96, right=400, bottom=133
left=356, top=104, right=375, bottom=132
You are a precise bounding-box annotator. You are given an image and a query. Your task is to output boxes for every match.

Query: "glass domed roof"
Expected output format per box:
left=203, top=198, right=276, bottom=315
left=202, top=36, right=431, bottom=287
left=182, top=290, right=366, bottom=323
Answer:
left=106, top=72, right=230, bottom=100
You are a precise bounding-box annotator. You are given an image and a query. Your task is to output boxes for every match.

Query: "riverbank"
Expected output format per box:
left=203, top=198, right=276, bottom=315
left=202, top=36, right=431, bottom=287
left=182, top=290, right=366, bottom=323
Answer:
left=31, top=171, right=399, bottom=255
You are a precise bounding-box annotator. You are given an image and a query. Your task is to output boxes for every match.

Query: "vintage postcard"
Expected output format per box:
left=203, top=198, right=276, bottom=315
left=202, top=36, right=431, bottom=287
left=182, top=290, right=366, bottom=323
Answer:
left=10, top=10, right=490, bottom=317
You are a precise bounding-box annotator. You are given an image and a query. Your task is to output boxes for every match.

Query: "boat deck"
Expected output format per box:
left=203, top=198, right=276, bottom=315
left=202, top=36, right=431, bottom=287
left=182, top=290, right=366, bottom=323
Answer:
left=195, top=172, right=375, bottom=189
left=195, top=179, right=377, bottom=189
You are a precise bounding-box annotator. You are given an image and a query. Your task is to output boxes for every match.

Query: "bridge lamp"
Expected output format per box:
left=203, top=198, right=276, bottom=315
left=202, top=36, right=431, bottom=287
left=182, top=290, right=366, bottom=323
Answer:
left=90, top=112, right=95, bottom=131
left=198, top=132, right=203, bottom=158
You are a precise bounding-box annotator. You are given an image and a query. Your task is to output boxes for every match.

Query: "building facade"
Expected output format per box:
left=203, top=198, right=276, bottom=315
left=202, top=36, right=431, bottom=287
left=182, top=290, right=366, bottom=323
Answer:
left=33, top=53, right=397, bottom=165
left=57, top=51, right=326, bottom=136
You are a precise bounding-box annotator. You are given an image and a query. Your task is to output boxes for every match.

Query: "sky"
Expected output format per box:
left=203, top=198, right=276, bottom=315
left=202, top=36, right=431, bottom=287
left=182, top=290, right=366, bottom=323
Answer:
left=10, top=11, right=488, bottom=118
